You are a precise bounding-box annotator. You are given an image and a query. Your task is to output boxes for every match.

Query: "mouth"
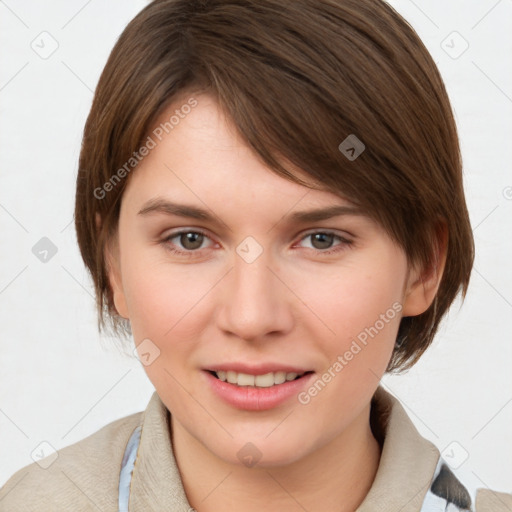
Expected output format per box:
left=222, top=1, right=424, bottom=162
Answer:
left=203, top=366, right=316, bottom=410
left=207, top=370, right=314, bottom=388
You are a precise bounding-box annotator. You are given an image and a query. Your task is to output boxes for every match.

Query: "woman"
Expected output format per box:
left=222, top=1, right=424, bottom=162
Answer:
left=1, top=0, right=510, bottom=510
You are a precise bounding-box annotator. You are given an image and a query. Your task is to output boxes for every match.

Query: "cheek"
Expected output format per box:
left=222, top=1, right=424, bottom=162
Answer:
left=293, top=265, right=404, bottom=419
left=121, top=252, right=214, bottom=337
left=298, top=259, right=405, bottom=366
left=121, top=260, right=211, bottom=402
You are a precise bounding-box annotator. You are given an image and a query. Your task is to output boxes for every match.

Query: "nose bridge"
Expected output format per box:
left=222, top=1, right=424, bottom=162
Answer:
left=233, top=247, right=274, bottom=300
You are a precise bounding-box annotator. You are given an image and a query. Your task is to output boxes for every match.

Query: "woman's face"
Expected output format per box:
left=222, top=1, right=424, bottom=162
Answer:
left=108, top=93, right=430, bottom=467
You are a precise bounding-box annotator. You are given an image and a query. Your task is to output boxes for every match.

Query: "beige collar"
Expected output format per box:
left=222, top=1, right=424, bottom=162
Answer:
left=128, top=386, right=440, bottom=511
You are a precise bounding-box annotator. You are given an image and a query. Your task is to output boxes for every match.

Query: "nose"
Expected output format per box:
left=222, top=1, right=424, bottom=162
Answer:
left=216, top=247, right=294, bottom=342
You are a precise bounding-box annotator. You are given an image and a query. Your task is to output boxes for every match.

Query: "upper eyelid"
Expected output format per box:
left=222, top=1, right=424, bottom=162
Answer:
left=164, top=228, right=216, bottom=246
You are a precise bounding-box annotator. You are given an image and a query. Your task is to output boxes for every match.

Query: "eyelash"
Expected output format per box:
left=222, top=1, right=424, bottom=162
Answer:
left=161, top=229, right=353, bottom=258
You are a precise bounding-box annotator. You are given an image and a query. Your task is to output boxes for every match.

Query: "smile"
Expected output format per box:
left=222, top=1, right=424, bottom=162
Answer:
left=204, top=368, right=315, bottom=410
left=210, top=370, right=311, bottom=388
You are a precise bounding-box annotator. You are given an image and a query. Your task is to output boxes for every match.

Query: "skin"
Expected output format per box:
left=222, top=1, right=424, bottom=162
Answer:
left=106, top=93, right=445, bottom=511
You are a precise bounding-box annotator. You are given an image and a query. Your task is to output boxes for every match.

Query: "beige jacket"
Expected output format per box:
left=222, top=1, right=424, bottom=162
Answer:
left=0, top=387, right=510, bottom=511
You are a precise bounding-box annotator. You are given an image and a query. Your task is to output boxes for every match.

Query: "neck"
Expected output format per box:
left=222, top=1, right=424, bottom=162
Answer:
left=171, top=402, right=381, bottom=512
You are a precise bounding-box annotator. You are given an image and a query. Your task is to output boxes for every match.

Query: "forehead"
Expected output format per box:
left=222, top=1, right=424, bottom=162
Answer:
left=121, top=93, right=361, bottom=222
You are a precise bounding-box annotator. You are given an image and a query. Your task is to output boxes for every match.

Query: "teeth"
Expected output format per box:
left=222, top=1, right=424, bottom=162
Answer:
left=274, top=371, right=286, bottom=385
left=254, top=373, right=274, bottom=387
left=214, top=370, right=305, bottom=387
left=238, top=373, right=255, bottom=386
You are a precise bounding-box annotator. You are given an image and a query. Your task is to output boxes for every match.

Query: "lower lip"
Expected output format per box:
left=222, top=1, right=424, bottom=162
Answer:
left=203, top=371, right=315, bottom=411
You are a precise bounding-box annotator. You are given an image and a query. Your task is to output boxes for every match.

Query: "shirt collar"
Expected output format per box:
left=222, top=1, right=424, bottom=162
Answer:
left=128, top=386, right=440, bottom=511
left=357, top=386, right=440, bottom=511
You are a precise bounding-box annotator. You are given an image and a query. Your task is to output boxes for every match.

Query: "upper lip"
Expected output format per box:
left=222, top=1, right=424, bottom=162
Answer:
left=205, top=363, right=312, bottom=375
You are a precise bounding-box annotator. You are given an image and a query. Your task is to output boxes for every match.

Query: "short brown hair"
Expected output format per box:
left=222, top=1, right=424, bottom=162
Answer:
left=74, top=0, right=474, bottom=372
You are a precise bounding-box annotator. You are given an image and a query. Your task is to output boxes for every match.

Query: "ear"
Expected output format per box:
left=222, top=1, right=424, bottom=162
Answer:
left=97, top=213, right=130, bottom=320
left=402, top=223, right=448, bottom=317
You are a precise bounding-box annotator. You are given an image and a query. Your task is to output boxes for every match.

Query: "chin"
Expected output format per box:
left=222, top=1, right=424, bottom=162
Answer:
left=208, top=433, right=315, bottom=469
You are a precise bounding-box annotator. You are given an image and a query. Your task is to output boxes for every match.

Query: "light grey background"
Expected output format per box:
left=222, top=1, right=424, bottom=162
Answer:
left=1, top=0, right=511, bottom=497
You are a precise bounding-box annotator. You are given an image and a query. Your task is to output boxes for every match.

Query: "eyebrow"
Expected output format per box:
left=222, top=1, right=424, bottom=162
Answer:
left=137, top=198, right=364, bottom=224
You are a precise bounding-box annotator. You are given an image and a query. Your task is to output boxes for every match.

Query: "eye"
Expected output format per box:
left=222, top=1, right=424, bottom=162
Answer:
left=296, top=230, right=352, bottom=255
left=161, top=229, right=215, bottom=257
left=161, top=229, right=353, bottom=258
